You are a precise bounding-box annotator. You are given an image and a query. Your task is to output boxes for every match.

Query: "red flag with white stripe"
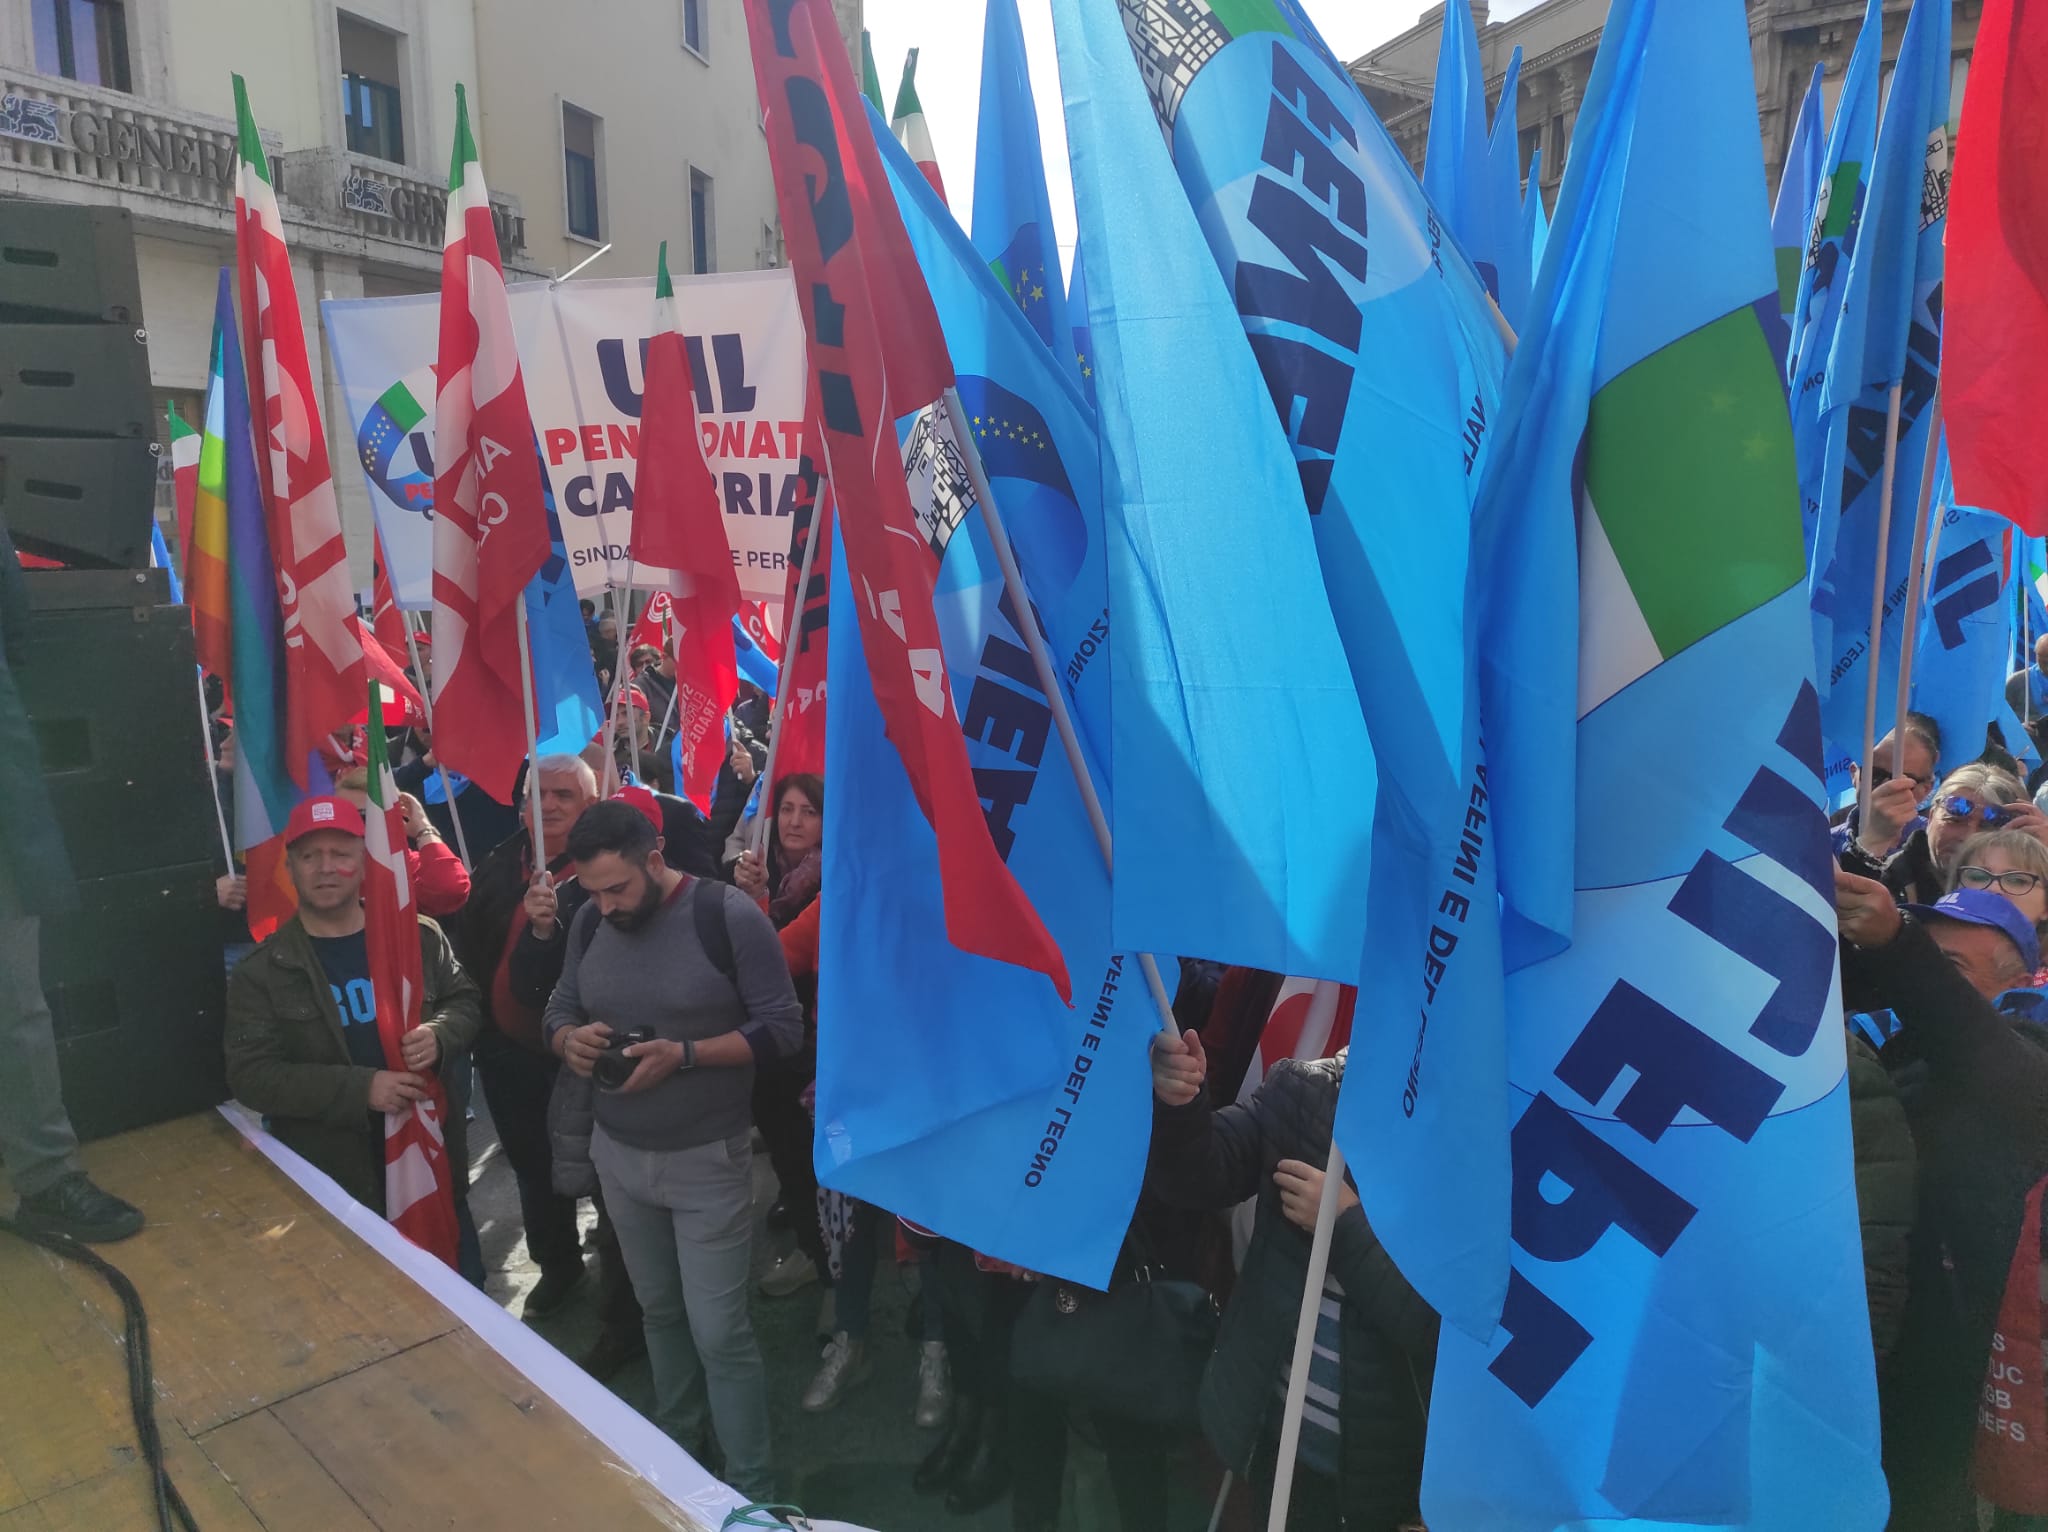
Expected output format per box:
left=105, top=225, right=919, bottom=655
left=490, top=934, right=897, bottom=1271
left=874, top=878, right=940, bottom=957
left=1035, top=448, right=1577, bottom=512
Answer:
left=429, top=84, right=551, bottom=805
left=1237, top=977, right=1356, bottom=1105
left=745, top=0, right=1068, bottom=999
left=634, top=242, right=740, bottom=811
left=364, top=686, right=461, bottom=1269
left=232, top=76, right=371, bottom=787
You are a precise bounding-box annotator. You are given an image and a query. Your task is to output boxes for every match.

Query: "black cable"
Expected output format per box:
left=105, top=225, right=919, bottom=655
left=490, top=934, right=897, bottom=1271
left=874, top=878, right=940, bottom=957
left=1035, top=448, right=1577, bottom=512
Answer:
left=0, top=1216, right=201, bottom=1532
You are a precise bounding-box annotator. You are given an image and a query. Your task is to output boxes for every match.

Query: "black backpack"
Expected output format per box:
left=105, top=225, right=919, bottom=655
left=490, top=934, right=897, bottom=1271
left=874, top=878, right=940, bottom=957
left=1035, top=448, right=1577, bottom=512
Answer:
left=566, top=875, right=736, bottom=992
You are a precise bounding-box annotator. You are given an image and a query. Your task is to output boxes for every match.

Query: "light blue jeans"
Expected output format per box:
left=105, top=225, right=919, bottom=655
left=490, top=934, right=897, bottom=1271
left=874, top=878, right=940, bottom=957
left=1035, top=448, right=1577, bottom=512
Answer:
left=591, top=1123, right=773, bottom=1501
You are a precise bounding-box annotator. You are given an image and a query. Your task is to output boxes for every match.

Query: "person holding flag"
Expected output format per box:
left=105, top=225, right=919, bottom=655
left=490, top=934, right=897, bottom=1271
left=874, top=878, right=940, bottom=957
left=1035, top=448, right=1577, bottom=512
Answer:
left=223, top=789, right=482, bottom=1262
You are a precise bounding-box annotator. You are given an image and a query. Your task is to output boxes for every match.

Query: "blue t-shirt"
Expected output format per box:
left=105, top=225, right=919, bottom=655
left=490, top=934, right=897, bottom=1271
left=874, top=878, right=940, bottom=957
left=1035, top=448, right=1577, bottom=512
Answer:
left=311, top=930, right=387, bottom=1071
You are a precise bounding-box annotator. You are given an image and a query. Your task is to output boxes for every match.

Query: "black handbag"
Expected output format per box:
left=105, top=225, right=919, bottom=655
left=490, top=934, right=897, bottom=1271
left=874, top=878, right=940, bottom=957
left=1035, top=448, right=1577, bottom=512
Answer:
left=1009, top=1248, right=1219, bottom=1429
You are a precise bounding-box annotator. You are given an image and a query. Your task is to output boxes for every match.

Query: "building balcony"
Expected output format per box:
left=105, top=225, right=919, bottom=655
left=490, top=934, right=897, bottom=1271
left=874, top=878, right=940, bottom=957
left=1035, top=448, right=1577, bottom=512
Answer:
left=0, top=66, right=540, bottom=277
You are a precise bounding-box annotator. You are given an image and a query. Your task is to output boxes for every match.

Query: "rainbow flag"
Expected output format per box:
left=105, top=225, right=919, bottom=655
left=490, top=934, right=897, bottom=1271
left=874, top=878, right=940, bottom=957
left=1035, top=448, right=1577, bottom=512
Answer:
left=208, top=269, right=299, bottom=937
left=187, top=284, right=235, bottom=682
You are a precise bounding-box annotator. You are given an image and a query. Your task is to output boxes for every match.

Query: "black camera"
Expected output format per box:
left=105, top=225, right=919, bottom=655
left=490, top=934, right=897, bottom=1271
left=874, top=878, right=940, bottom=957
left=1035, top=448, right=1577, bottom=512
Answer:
left=592, top=1028, right=656, bottom=1092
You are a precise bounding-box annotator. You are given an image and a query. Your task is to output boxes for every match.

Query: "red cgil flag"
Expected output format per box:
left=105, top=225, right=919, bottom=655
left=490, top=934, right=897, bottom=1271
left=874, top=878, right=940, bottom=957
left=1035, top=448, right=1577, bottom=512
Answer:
left=634, top=241, right=741, bottom=812
left=371, top=534, right=411, bottom=666
left=1944, top=0, right=2048, bottom=534
left=743, top=0, right=1069, bottom=1000
left=429, top=85, right=552, bottom=805
left=364, top=688, right=462, bottom=1269
left=232, top=77, right=371, bottom=785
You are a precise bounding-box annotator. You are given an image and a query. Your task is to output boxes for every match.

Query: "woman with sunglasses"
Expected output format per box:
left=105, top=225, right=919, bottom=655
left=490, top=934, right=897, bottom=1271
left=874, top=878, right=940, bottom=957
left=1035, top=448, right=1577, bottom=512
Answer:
left=1852, top=763, right=2031, bottom=904
left=1948, top=829, right=2048, bottom=985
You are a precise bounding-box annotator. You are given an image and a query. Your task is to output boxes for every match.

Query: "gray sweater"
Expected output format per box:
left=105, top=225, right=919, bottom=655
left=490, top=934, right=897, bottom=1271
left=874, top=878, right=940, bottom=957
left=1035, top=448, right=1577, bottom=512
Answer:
left=542, top=878, right=802, bottom=1151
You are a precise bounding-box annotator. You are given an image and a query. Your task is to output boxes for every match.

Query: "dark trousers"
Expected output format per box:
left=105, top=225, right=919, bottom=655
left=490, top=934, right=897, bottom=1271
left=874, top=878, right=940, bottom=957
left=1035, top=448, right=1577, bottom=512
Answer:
left=1012, top=1388, right=1171, bottom=1532
left=752, top=1052, right=826, bottom=1275
left=472, top=1028, right=582, bottom=1276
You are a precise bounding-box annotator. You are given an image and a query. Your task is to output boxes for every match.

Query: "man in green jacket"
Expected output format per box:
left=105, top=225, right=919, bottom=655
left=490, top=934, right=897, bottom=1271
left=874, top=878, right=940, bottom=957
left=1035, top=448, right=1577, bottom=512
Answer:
left=224, top=797, right=482, bottom=1215
left=0, top=511, right=144, bottom=1243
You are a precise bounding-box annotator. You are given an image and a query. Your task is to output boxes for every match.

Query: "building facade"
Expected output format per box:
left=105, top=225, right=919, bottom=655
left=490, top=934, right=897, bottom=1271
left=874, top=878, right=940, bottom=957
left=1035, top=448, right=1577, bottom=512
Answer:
left=0, top=0, right=831, bottom=585
left=1349, top=0, right=1982, bottom=215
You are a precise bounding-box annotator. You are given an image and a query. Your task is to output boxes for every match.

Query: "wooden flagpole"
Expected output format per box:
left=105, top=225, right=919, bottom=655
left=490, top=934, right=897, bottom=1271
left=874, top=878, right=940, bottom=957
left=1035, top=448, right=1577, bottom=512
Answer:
left=1857, top=382, right=1907, bottom=828
left=195, top=665, right=234, bottom=873
left=749, top=494, right=827, bottom=859
left=1889, top=380, right=1944, bottom=774
left=515, top=600, right=547, bottom=868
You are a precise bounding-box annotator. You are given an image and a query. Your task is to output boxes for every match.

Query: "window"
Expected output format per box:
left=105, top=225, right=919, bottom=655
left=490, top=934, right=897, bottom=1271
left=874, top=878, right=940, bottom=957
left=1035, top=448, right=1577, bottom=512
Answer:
left=682, top=0, right=707, bottom=58
left=1518, top=124, right=1540, bottom=181
left=690, top=168, right=714, bottom=274
left=564, top=105, right=603, bottom=242
left=338, top=15, right=406, bottom=164
left=31, top=0, right=131, bottom=91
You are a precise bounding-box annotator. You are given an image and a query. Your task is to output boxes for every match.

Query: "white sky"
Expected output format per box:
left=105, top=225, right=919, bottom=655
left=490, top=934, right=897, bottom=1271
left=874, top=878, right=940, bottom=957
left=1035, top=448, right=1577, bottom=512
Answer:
left=863, top=0, right=1543, bottom=273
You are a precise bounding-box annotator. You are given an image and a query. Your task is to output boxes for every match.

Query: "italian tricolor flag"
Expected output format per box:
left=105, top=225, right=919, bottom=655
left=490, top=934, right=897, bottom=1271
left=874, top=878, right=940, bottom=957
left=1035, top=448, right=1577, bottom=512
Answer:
left=633, top=241, right=739, bottom=812
left=891, top=48, right=947, bottom=204
left=168, top=401, right=200, bottom=575
left=364, top=689, right=461, bottom=1269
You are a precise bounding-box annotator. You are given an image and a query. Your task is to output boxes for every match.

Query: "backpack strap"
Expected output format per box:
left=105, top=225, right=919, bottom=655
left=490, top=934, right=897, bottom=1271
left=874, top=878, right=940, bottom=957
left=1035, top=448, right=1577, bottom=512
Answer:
left=569, top=899, right=603, bottom=963
left=692, top=879, right=739, bottom=995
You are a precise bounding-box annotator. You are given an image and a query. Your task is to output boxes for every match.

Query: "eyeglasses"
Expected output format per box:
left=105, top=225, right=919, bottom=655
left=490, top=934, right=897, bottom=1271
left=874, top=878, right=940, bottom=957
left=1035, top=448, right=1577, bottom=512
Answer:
left=1939, top=795, right=2014, bottom=829
left=1958, top=865, right=2046, bottom=897
left=1871, top=765, right=1934, bottom=795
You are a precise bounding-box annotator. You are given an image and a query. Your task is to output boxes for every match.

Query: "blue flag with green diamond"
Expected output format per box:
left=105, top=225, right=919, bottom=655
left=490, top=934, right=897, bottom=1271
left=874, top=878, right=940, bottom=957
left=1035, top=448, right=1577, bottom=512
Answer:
left=1423, top=0, right=1886, bottom=1524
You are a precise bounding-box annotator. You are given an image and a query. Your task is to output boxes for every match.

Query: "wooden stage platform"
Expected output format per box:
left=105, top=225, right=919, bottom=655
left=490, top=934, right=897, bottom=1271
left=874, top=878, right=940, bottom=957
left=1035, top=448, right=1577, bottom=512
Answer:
left=0, top=1113, right=716, bottom=1532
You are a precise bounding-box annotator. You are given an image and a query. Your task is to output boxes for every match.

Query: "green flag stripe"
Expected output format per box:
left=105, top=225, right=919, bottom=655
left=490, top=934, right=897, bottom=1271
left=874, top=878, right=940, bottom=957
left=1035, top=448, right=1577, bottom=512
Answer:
left=231, top=74, right=271, bottom=182
left=1583, top=305, right=1803, bottom=660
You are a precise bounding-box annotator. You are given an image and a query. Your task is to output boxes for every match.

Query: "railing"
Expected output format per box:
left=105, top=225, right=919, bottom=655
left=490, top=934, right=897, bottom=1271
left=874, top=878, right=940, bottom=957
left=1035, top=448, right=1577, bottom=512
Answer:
left=279, top=146, right=529, bottom=262
left=0, top=67, right=267, bottom=212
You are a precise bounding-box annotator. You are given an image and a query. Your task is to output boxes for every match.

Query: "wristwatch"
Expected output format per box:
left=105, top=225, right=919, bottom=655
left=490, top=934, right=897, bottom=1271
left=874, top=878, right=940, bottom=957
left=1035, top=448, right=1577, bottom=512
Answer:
left=680, top=1038, right=697, bottom=1072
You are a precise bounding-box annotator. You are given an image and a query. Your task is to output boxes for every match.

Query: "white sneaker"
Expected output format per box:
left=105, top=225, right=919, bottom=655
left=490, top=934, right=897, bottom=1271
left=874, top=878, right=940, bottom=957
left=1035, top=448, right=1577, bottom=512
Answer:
left=913, top=1339, right=952, bottom=1429
left=801, top=1332, right=872, bottom=1412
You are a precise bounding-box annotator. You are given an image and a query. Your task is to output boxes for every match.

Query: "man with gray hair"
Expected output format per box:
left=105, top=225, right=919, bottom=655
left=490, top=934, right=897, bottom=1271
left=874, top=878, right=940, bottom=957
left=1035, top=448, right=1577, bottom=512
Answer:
left=448, top=753, right=601, bottom=1317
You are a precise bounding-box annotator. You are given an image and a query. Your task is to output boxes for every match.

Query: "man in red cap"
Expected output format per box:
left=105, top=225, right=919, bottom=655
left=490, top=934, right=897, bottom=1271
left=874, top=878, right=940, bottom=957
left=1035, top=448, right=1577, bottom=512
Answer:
left=223, top=795, right=482, bottom=1225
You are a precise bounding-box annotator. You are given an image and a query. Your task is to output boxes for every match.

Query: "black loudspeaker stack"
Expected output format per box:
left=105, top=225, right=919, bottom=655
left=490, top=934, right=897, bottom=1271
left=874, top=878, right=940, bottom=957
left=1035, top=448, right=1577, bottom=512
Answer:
left=1, top=198, right=227, bottom=1142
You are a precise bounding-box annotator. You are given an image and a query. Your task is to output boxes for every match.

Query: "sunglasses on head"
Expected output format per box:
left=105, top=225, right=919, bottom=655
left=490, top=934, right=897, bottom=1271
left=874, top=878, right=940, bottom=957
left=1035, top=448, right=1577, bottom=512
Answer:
left=1958, top=865, right=2047, bottom=897
left=1939, top=795, right=2013, bottom=828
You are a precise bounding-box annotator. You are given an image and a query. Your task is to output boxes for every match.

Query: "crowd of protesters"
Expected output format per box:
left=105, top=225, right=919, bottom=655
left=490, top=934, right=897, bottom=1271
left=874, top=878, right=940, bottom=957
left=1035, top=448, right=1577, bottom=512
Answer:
left=21, top=519, right=2048, bottom=1530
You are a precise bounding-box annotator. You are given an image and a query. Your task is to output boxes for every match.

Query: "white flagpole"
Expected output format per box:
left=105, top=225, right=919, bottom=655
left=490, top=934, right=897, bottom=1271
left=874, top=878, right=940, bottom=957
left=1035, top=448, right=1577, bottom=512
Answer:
left=1889, top=381, right=1944, bottom=774
left=939, top=385, right=1178, bottom=1034
left=1857, top=382, right=1906, bottom=828
left=405, top=619, right=472, bottom=870
left=1266, top=983, right=1350, bottom=1532
left=195, top=666, right=234, bottom=872
left=750, top=496, right=826, bottom=860
left=650, top=676, right=682, bottom=758
left=515, top=600, right=547, bottom=868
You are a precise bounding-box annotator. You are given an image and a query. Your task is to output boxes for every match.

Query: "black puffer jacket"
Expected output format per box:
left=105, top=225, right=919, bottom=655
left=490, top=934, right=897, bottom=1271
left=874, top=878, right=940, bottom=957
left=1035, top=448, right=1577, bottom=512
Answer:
left=1146, top=1051, right=1437, bottom=1530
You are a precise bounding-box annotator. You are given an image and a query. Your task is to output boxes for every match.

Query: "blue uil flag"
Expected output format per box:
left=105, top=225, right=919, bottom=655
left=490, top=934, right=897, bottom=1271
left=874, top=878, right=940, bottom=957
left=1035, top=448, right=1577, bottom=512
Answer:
left=807, top=107, right=1163, bottom=1286
left=1423, top=0, right=1887, bottom=1525
left=1082, top=0, right=1515, bottom=1336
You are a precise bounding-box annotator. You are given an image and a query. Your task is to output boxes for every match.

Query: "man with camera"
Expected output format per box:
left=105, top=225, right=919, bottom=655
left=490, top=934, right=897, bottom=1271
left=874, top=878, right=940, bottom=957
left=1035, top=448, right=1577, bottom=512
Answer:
left=542, top=799, right=802, bottom=1503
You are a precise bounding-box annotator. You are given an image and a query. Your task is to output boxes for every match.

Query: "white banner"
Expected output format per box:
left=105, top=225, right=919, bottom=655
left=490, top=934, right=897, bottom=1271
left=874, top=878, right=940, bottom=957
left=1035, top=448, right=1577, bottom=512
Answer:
left=323, top=269, right=807, bottom=620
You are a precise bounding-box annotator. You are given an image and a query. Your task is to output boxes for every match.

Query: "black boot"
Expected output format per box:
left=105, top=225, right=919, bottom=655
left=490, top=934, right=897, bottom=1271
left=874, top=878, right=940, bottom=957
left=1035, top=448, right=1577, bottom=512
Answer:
left=944, top=1405, right=1010, bottom=1515
left=914, top=1394, right=982, bottom=1495
left=12, top=1174, right=144, bottom=1243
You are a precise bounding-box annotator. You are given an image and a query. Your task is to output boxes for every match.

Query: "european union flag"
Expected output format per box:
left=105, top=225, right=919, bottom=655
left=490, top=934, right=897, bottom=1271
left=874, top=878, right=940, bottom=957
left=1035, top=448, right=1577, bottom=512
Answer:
left=1810, top=0, right=1951, bottom=773
left=1067, top=247, right=1096, bottom=408
left=809, top=106, right=1164, bottom=1285
left=1424, top=1, right=1886, bottom=1524
left=1052, top=0, right=1377, bottom=984
left=972, top=0, right=1075, bottom=380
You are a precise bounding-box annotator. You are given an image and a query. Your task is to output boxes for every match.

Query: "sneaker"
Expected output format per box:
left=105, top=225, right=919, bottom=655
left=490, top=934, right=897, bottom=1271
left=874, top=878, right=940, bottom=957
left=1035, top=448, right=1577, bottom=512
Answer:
left=523, top=1261, right=587, bottom=1320
left=12, top=1174, right=143, bottom=1244
left=815, top=1288, right=836, bottom=1349
left=913, top=1339, right=952, bottom=1429
left=758, top=1248, right=818, bottom=1298
left=801, top=1332, right=872, bottom=1412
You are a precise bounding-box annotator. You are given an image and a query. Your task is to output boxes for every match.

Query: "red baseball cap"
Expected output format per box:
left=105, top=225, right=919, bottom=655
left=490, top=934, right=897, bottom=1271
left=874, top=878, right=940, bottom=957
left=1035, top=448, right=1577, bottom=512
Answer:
left=624, top=686, right=651, bottom=714
left=285, top=795, right=367, bottom=845
left=613, top=784, right=664, bottom=833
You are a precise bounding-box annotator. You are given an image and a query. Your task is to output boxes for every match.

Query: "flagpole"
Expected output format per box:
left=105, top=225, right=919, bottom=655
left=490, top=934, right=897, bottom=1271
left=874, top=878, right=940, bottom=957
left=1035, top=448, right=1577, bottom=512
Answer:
left=1267, top=983, right=1350, bottom=1532
left=750, top=496, right=827, bottom=860
left=940, top=385, right=1178, bottom=1035
left=404, top=619, right=473, bottom=871
left=515, top=599, right=547, bottom=867
left=1857, top=382, right=1906, bottom=830
left=650, top=679, right=681, bottom=758
left=194, top=666, right=234, bottom=873
left=1889, top=381, right=1944, bottom=775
